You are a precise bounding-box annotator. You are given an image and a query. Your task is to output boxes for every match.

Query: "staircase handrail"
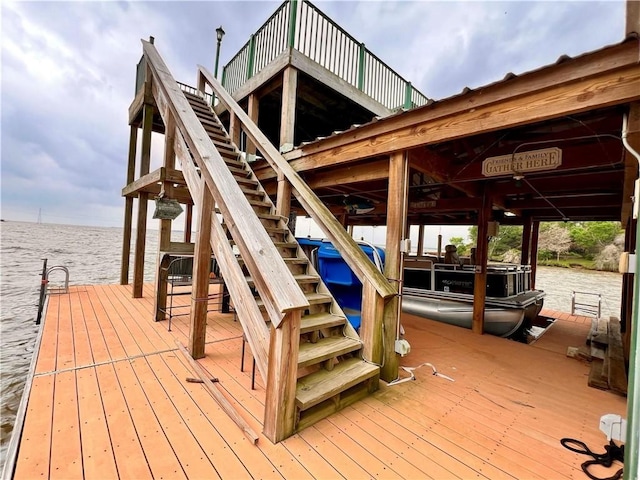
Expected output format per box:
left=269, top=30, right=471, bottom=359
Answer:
left=198, top=65, right=396, bottom=300
left=143, top=40, right=309, bottom=327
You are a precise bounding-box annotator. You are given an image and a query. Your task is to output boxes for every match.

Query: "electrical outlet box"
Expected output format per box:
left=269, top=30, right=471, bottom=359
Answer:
left=400, top=238, right=411, bottom=254
left=395, top=339, right=411, bottom=356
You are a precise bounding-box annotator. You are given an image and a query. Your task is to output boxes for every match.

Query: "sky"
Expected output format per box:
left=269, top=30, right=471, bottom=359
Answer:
left=1, top=0, right=627, bottom=238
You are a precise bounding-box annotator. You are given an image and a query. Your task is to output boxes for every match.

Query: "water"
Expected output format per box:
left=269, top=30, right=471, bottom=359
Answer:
left=0, top=221, right=624, bottom=468
left=0, top=221, right=161, bottom=469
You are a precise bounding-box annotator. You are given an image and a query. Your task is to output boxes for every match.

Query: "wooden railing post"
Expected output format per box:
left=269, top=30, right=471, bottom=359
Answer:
left=264, top=310, right=301, bottom=442
left=359, top=281, right=385, bottom=366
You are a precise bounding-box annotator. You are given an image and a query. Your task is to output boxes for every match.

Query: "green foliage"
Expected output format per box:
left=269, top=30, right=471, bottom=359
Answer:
left=568, top=222, right=622, bottom=256
left=463, top=220, right=622, bottom=270
left=448, top=236, right=469, bottom=255
left=468, top=224, right=522, bottom=258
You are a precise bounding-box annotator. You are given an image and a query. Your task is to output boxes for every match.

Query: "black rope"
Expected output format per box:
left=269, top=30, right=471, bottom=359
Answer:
left=561, top=438, right=624, bottom=480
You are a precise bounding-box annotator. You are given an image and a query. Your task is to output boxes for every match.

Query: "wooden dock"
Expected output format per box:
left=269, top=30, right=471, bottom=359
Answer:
left=11, top=284, right=626, bottom=479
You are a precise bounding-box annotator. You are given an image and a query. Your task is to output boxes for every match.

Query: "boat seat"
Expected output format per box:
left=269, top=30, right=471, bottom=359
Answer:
left=444, top=244, right=461, bottom=265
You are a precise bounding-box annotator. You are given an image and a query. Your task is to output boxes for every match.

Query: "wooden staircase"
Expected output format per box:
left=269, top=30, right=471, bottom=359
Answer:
left=182, top=91, right=380, bottom=434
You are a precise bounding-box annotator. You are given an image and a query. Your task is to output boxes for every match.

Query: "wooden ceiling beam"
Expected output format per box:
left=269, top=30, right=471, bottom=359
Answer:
left=121, top=167, right=186, bottom=197
left=304, top=158, right=389, bottom=189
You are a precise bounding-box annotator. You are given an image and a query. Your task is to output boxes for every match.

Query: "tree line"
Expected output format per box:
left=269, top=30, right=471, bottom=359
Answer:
left=450, top=221, right=623, bottom=271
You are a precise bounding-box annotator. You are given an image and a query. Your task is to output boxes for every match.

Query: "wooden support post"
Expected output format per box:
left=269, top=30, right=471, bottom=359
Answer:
left=229, top=110, right=241, bottom=149
left=263, top=310, right=301, bottom=443
left=276, top=68, right=297, bottom=217
left=276, top=171, right=292, bottom=219
left=622, top=103, right=640, bottom=360
left=280, top=67, right=297, bottom=153
left=133, top=103, right=154, bottom=298
left=521, top=216, right=532, bottom=265
left=184, top=204, right=193, bottom=243
left=381, top=151, right=408, bottom=381
left=622, top=218, right=637, bottom=361
left=154, top=114, right=176, bottom=321
left=530, top=221, right=540, bottom=289
left=627, top=0, right=640, bottom=35
left=246, top=93, right=259, bottom=160
left=417, top=225, right=425, bottom=256
left=472, top=190, right=491, bottom=334
left=120, top=125, right=138, bottom=285
left=189, top=187, right=214, bottom=359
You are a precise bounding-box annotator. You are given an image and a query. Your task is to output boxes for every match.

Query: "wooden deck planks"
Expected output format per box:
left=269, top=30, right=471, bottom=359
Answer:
left=13, top=284, right=627, bottom=480
left=12, top=375, right=55, bottom=478
left=49, top=370, right=83, bottom=479
left=110, top=359, right=188, bottom=479
left=75, top=367, right=119, bottom=479
left=94, top=363, right=153, bottom=480
left=128, top=355, right=222, bottom=479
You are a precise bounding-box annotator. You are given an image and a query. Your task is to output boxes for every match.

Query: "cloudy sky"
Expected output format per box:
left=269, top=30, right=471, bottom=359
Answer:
left=1, top=0, right=626, bottom=233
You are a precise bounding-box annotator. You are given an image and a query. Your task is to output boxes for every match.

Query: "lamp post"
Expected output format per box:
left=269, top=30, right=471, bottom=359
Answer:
left=214, top=26, right=225, bottom=79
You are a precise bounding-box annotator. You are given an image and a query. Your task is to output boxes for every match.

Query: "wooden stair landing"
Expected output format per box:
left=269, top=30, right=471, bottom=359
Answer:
left=12, top=284, right=627, bottom=479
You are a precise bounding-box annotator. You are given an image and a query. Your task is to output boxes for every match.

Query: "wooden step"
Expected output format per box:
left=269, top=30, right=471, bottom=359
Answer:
left=245, top=274, right=319, bottom=288
left=300, top=313, right=346, bottom=334
left=240, top=186, right=264, bottom=199
left=257, top=212, right=285, bottom=221
left=298, top=336, right=362, bottom=369
left=254, top=291, right=332, bottom=310
left=263, top=226, right=289, bottom=237
left=234, top=176, right=259, bottom=188
left=199, top=115, right=223, bottom=130
left=296, top=358, right=379, bottom=411
left=210, top=138, right=235, bottom=152
left=228, top=165, right=251, bottom=178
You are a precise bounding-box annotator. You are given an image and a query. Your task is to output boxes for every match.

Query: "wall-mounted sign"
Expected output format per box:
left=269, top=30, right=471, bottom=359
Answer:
left=482, top=147, right=562, bottom=177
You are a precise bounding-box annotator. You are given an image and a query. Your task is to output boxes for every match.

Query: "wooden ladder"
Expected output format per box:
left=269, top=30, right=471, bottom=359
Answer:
left=182, top=90, right=380, bottom=435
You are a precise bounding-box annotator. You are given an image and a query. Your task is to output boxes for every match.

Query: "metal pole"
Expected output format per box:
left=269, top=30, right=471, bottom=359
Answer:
left=214, top=39, right=222, bottom=78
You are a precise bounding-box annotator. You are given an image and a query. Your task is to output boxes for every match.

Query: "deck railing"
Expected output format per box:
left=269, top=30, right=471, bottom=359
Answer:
left=222, top=0, right=429, bottom=111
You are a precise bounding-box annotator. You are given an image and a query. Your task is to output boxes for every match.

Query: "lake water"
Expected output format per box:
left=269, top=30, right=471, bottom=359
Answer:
left=0, top=221, right=624, bottom=469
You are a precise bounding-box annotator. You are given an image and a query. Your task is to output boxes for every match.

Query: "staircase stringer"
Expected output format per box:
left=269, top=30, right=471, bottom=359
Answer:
left=174, top=130, right=270, bottom=381
left=143, top=40, right=309, bottom=330
left=189, top=96, right=364, bottom=345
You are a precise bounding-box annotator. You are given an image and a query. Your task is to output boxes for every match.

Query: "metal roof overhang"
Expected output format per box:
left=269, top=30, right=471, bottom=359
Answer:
left=255, top=36, right=640, bottom=227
